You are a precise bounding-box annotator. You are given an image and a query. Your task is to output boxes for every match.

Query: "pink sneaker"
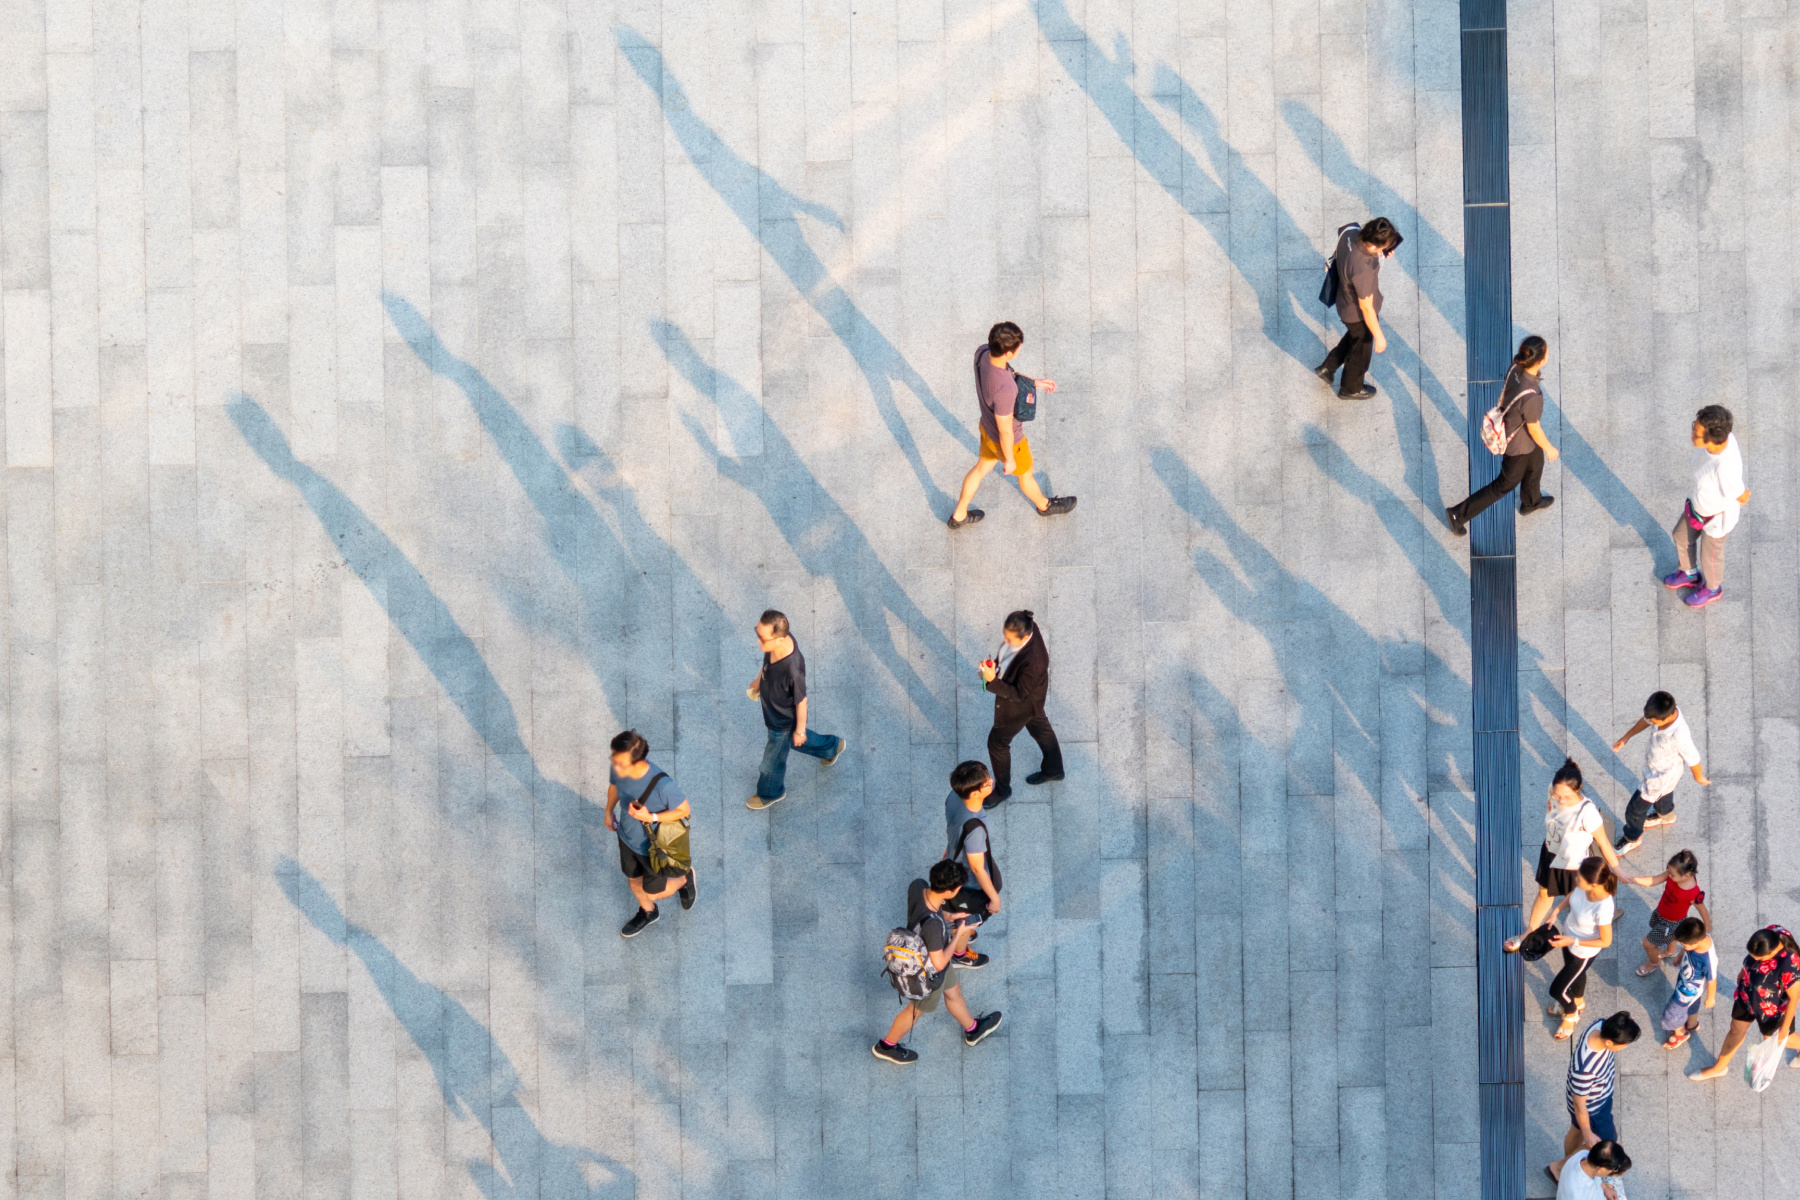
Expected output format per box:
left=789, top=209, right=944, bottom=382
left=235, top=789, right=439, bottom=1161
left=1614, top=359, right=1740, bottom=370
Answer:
left=1684, top=586, right=1722, bottom=608
left=1662, top=570, right=1699, bottom=590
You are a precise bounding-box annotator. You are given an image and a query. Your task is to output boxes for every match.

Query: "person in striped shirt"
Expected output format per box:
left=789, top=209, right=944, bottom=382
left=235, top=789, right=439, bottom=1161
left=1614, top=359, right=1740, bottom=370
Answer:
left=1547, top=1011, right=1641, bottom=1186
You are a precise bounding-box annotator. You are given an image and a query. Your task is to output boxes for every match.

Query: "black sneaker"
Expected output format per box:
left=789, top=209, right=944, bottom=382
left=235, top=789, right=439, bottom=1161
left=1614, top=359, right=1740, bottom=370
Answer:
left=822, top=737, right=846, bottom=766
left=871, top=1040, right=918, bottom=1065
left=1338, top=386, right=1377, bottom=400
left=986, top=785, right=1012, bottom=806
left=947, top=508, right=985, bottom=529
left=1025, top=771, right=1064, bottom=785
left=1037, top=496, right=1077, bottom=516
left=1313, top=363, right=1336, bottom=383
left=1521, top=495, right=1555, bottom=514
left=621, top=906, right=660, bottom=938
left=1446, top=507, right=1467, bottom=537
left=951, top=951, right=989, bottom=970
left=963, top=1012, right=1003, bottom=1046
left=678, top=871, right=697, bottom=910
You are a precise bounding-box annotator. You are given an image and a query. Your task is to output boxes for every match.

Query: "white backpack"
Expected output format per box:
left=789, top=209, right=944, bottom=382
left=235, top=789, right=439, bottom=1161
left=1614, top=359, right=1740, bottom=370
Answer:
left=1480, top=370, right=1537, bottom=455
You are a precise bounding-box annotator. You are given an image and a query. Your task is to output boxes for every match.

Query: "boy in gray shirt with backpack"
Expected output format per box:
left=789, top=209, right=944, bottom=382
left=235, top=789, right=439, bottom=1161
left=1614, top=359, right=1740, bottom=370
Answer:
left=873, top=860, right=1004, bottom=1064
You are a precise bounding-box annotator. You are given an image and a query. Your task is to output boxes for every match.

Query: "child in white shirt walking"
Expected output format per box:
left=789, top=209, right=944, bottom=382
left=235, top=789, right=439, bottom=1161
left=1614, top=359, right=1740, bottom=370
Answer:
left=1612, top=691, right=1709, bottom=854
left=1664, top=405, right=1748, bottom=609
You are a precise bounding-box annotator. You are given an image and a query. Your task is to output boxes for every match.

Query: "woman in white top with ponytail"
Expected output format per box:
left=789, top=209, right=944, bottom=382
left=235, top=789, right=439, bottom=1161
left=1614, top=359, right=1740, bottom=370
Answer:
left=1505, top=758, right=1623, bottom=954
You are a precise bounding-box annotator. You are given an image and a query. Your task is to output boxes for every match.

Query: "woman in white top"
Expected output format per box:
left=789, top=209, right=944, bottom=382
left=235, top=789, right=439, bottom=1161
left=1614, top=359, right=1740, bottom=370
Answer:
left=1542, top=858, right=1620, bottom=1039
left=1555, top=1140, right=1631, bottom=1200
left=1505, top=759, right=1624, bottom=953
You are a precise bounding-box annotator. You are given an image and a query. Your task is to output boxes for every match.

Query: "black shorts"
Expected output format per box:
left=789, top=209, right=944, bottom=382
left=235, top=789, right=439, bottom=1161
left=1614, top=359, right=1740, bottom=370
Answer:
left=1731, top=998, right=1787, bottom=1038
left=1534, top=844, right=1579, bottom=897
left=618, top=841, right=671, bottom=891
left=942, top=887, right=992, bottom=920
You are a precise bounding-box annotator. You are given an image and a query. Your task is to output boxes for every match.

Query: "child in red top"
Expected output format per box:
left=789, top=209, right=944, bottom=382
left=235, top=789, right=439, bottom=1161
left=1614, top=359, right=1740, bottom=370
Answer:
left=1626, top=849, right=1710, bottom=977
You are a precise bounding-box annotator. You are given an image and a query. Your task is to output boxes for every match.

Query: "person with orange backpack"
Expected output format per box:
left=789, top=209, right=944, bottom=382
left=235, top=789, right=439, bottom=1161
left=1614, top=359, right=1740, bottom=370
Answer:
left=1447, top=335, right=1560, bottom=536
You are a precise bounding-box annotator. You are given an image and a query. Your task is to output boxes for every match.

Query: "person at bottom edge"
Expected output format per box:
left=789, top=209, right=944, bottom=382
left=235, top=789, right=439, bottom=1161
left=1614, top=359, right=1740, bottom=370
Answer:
left=979, top=609, right=1064, bottom=802
left=604, top=729, right=696, bottom=938
left=745, top=608, right=845, bottom=810
left=1554, top=1141, right=1631, bottom=1200
left=872, top=860, right=1004, bottom=1065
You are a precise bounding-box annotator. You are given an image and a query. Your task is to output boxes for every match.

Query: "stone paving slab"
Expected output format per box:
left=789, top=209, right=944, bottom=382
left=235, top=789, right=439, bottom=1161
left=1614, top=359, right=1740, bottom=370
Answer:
left=0, top=0, right=1794, bottom=1198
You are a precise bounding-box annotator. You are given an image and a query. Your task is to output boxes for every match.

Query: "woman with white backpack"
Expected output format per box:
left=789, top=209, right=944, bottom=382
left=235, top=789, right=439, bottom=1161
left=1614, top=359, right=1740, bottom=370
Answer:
left=1447, top=335, right=1560, bottom=536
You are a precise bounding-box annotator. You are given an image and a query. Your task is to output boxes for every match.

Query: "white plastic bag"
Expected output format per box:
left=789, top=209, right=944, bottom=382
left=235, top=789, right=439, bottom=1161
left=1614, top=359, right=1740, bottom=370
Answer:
left=1744, top=1033, right=1784, bottom=1092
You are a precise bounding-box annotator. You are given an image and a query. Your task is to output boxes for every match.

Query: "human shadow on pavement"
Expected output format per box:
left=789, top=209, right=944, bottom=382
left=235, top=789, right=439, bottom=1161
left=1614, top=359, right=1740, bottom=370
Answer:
left=618, top=28, right=969, bottom=518
left=656, top=319, right=959, bottom=740
left=230, top=395, right=531, bottom=764
left=1300, top=427, right=1644, bottom=797
left=1149, top=447, right=1475, bottom=951
left=1278, top=101, right=1669, bottom=563
left=384, top=292, right=721, bottom=722
left=278, top=859, right=636, bottom=1200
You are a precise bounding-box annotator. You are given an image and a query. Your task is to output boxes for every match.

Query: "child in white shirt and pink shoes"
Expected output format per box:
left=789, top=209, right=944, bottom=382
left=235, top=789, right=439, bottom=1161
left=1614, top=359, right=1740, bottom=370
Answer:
left=1665, top=405, right=1749, bottom=609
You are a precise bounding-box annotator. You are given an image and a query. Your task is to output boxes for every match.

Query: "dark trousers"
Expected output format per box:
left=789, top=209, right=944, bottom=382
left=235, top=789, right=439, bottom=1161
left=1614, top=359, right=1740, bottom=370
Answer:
left=1619, top=789, right=1675, bottom=842
left=1548, top=948, right=1595, bottom=1010
left=988, top=709, right=1062, bottom=790
left=1320, top=321, right=1375, bottom=392
left=1450, top=446, right=1544, bottom=523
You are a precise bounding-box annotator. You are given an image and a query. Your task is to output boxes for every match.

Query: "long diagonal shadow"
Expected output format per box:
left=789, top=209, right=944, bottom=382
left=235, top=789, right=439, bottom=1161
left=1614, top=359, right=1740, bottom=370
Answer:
left=1299, top=427, right=1643, bottom=796
left=383, top=292, right=720, bottom=712
left=229, top=395, right=531, bottom=764
left=278, top=860, right=635, bottom=1200
left=617, top=27, right=967, bottom=517
left=1277, top=102, right=1667, bottom=561
left=655, top=320, right=958, bottom=738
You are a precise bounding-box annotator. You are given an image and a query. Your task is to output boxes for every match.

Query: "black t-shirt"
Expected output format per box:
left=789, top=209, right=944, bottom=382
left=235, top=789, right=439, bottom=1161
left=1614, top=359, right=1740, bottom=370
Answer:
left=1334, top=225, right=1383, bottom=325
left=906, top=879, right=952, bottom=957
left=1499, top=364, right=1545, bottom=456
left=759, top=642, right=807, bottom=731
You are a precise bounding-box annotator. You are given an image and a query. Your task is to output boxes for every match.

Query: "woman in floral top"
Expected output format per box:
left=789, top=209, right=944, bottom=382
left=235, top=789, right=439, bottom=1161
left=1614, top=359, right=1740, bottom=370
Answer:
left=1687, top=925, right=1800, bottom=1081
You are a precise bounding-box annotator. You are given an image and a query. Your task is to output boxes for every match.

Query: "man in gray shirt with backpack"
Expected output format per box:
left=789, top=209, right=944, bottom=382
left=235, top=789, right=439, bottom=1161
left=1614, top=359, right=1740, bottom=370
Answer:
left=873, top=860, right=1004, bottom=1064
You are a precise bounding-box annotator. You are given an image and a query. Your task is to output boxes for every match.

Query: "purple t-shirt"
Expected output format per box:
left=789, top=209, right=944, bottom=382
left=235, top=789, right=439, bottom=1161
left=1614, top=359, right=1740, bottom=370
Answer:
left=974, top=345, right=1019, bottom=448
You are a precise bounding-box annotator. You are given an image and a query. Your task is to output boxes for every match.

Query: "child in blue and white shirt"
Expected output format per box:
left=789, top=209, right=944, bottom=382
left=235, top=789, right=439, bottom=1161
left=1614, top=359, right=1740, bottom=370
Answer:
left=1660, top=917, right=1717, bottom=1049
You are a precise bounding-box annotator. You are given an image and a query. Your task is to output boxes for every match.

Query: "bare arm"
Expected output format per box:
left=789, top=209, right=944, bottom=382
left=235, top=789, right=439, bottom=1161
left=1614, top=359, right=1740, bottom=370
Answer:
left=1696, top=900, right=1712, bottom=932
left=604, top=783, right=619, bottom=831
left=1357, top=295, right=1386, bottom=352
left=967, top=852, right=1002, bottom=912
left=793, top=697, right=808, bottom=746
left=1526, top=420, right=1560, bottom=461
left=995, top=412, right=1018, bottom=472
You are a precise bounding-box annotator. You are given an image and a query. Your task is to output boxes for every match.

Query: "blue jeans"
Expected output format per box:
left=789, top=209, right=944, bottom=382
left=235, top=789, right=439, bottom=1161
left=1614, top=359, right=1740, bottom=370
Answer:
left=757, top=727, right=840, bottom=799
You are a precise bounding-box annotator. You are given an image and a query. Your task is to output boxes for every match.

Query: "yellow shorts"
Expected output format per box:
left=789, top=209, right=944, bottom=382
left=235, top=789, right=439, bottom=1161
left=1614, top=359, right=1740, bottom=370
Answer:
left=978, top=430, right=1033, bottom=475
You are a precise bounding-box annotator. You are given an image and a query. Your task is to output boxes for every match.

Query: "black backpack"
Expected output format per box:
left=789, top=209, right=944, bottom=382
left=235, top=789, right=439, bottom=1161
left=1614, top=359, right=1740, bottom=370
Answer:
left=953, top=818, right=1002, bottom=892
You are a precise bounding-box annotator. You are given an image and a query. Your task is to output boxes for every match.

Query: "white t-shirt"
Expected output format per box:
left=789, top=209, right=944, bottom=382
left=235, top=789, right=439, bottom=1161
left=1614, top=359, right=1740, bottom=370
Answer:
left=1691, top=433, right=1746, bottom=536
left=1564, top=890, right=1616, bottom=959
left=1640, top=712, right=1701, bottom=800
left=1556, top=1153, right=1617, bottom=1200
left=1546, top=798, right=1605, bottom=870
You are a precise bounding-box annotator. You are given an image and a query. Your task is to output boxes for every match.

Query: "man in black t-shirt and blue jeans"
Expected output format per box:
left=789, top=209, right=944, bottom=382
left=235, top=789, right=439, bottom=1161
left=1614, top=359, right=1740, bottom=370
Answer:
left=745, top=609, right=845, bottom=810
left=872, top=860, right=1004, bottom=1064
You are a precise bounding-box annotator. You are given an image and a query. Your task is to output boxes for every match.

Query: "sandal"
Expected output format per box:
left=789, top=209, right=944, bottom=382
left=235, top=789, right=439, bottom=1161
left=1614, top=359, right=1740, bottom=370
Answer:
left=1503, top=935, right=1525, bottom=953
left=1663, top=1027, right=1691, bottom=1050
left=1635, top=962, right=1663, bottom=977
left=1553, top=1014, right=1579, bottom=1040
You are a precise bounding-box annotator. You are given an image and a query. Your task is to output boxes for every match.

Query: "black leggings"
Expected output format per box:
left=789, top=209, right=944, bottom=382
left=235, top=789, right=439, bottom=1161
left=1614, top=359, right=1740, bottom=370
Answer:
left=1549, top=948, right=1595, bottom=1010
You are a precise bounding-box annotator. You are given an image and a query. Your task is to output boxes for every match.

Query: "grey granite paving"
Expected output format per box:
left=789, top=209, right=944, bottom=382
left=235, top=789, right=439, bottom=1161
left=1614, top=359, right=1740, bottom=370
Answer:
left=0, top=0, right=1791, bottom=1197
